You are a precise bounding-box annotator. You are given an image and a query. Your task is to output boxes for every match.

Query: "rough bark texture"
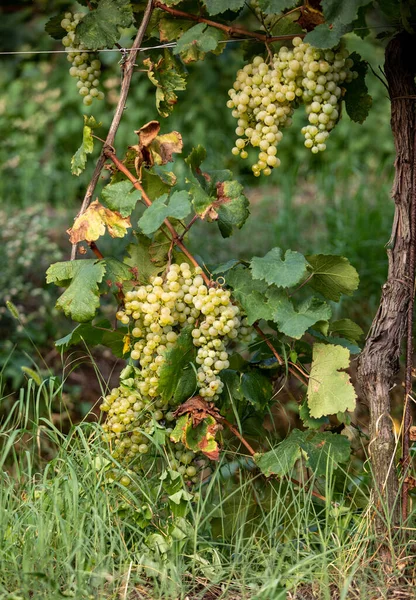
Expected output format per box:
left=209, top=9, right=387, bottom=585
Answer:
left=357, top=32, right=416, bottom=529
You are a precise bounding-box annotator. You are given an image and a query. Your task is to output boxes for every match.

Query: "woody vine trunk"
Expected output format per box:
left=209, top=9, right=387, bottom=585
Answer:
left=357, top=32, right=416, bottom=530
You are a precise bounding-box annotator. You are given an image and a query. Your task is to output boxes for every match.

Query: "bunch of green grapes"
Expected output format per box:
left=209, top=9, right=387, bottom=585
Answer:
left=61, top=12, right=104, bottom=106
left=100, top=263, right=249, bottom=484
left=227, top=37, right=357, bottom=176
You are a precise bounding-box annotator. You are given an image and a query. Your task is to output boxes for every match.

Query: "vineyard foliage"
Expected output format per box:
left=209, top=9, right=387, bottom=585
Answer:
left=41, top=0, right=410, bottom=532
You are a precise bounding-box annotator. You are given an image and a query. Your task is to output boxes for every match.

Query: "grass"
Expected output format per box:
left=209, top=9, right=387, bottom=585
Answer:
left=1, top=377, right=415, bottom=600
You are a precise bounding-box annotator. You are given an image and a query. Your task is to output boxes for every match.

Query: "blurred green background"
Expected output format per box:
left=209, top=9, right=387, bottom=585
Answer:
left=0, top=1, right=395, bottom=394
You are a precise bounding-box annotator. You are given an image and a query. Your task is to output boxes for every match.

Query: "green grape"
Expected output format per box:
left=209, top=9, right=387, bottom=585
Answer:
left=61, top=11, right=104, bottom=106
left=227, top=35, right=357, bottom=174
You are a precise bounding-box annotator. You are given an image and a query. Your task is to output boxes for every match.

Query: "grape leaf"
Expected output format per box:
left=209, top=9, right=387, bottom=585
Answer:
left=257, top=0, right=300, bottom=13
left=172, top=368, right=198, bottom=406
left=141, top=168, right=176, bottom=199
left=46, top=260, right=106, bottom=322
left=344, top=52, right=372, bottom=124
left=306, top=254, right=359, bottom=302
left=299, top=400, right=330, bottom=430
left=267, top=289, right=332, bottom=339
left=241, top=371, right=273, bottom=411
left=71, top=116, right=101, bottom=176
left=138, top=191, right=191, bottom=235
left=131, top=122, right=183, bottom=172
left=124, top=232, right=165, bottom=284
left=68, top=199, right=131, bottom=243
left=144, top=49, right=187, bottom=118
left=55, top=320, right=113, bottom=351
left=75, top=0, right=133, bottom=50
left=159, top=16, right=193, bottom=42
left=329, top=319, right=363, bottom=343
left=170, top=413, right=221, bottom=461
left=304, top=0, right=372, bottom=48
left=158, top=326, right=196, bottom=402
left=307, top=343, right=357, bottom=418
left=255, top=428, right=351, bottom=477
left=216, top=180, right=250, bottom=238
left=173, top=23, right=227, bottom=63
left=101, top=258, right=132, bottom=293
left=225, top=266, right=272, bottom=325
left=204, top=0, right=246, bottom=15
left=45, top=13, right=66, bottom=40
left=251, top=248, right=309, bottom=289
left=101, top=181, right=142, bottom=217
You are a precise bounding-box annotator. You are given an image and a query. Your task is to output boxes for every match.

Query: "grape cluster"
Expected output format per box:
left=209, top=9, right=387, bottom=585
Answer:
left=100, top=263, right=250, bottom=483
left=61, top=12, right=104, bottom=106
left=227, top=37, right=357, bottom=176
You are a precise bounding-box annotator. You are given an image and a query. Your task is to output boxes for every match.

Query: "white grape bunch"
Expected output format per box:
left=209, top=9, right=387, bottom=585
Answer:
left=100, top=262, right=252, bottom=483
left=227, top=37, right=357, bottom=176
left=61, top=12, right=104, bottom=106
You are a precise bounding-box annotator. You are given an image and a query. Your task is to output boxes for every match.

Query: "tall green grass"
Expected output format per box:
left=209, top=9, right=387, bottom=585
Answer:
left=1, top=377, right=414, bottom=599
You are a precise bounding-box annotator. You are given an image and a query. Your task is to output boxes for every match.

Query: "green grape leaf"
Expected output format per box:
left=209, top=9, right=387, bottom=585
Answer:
left=344, top=52, right=372, bottom=124
left=185, top=145, right=208, bottom=184
left=45, top=13, right=66, bottom=40
left=124, top=232, right=165, bottom=285
left=68, top=199, right=131, bottom=243
left=240, top=371, right=273, bottom=411
left=250, top=248, right=309, bottom=289
left=150, top=228, right=172, bottom=267
left=257, top=0, right=300, bottom=13
left=172, top=368, right=198, bottom=406
left=304, top=0, right=372, bottom=48
left=226, top=266, right=272, bottom=325
left=55, top=319, right=112, bottom=351
left=159, top=16, right=194, bottom=42
left=307, top=343, right=357, bottom=418
left=216, top=180, right=250, bottom=238
left=101, top=181, right=142, bottom=217
left=101, top=328, right=129, bottom=358
left=71, top=115, right=101, bottom=176
left=269, top=15, right=303, bottom=36
left=329, top=319, right=363, bottom=343
left=75, top=0, right=133, bottom=50
left=308, top=329, right=361, bottom=355
left=141, top=168, right=176, bottom=199
left=204, top=0, right=246, bottom=14
left=267, top=289, right=332, bottom=339
left=138, top=191, right=191, bottom=235
left=46, top=260, right=106, bottom=322
left=220, top=369, right=242, bottom=402
left=299, top=400, right=330, bottom=430
left=144, top=49, right=187, bottom=118
left=190, top=183, right=214, bottom=216
left=158, top=326, right=196, bottom=402
left=173, top=23, right=227, bottom=63
left=255, top=428, right=351, bottom=477
left=306, top=254, right=359, bottom=302
left=101, top=258, right=132, bottom=293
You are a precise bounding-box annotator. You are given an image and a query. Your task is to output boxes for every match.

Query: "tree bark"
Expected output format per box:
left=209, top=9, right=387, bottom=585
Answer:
left=357, top=32, right=416, bottom=531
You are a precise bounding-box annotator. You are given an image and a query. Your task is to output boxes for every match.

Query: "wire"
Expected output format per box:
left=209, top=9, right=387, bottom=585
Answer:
left=0, top=26, right=398, bottom=57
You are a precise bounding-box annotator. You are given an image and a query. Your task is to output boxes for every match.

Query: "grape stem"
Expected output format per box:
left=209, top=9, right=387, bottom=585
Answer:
left=71, top=0, right=155, bottom=260
left=154, top=2, right=305, bottom=43
left=103, top=147, right=212, bottom=287
left=88, top=241, right=104, bottom=259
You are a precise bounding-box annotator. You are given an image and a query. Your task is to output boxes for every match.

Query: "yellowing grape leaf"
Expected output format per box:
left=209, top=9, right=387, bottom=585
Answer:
left=68, top=199, right=131, bottom=243
left=307, top=343, right=357, bottom=418
left=144, top=49, right=187, bottom=118
left=131, top=121, right=183, bottom=174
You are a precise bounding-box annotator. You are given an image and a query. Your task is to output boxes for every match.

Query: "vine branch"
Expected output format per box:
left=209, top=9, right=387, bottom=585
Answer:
left=154, top=2, right=305, bottom=43
left=71, top=0, right=155, bottom=260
